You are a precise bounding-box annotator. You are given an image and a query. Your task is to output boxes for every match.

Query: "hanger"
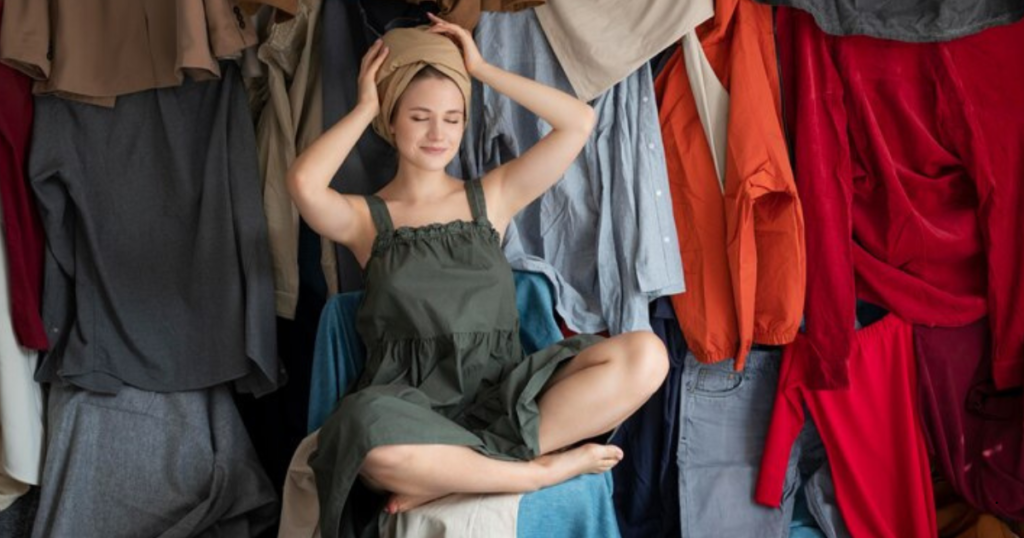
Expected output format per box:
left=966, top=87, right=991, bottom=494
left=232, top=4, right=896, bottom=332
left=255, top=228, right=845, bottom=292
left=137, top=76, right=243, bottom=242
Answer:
left=238, top=0, right=299, bottom=17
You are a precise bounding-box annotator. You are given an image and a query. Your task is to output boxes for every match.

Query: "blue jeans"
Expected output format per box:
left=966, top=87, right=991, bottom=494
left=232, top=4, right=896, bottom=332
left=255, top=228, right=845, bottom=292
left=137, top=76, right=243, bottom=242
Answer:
left=677, top=350, right=849, bottom=538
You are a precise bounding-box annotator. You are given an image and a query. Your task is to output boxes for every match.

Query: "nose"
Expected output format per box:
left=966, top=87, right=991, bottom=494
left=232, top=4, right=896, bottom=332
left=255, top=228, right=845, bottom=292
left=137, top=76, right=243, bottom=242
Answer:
left=427, top=119, right=444, bottom=141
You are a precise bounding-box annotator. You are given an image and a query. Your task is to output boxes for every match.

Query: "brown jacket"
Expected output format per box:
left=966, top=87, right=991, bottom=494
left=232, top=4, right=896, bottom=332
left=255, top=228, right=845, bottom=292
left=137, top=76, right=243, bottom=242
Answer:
left=0, top=0, right=257, bottom=106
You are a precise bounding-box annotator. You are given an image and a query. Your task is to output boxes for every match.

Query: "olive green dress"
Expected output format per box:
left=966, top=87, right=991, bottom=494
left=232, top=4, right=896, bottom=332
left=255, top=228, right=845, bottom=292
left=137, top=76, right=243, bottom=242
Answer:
left=309, top=179, right=603, bottom=538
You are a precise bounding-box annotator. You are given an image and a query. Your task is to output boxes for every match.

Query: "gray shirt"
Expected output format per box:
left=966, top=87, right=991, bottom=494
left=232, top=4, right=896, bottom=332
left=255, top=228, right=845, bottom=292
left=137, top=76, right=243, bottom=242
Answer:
left=30, top=63, right=281, bottom=396
left=758, top=0, right=1024, bottom=42
left=449, top=10, right=685, bottom=335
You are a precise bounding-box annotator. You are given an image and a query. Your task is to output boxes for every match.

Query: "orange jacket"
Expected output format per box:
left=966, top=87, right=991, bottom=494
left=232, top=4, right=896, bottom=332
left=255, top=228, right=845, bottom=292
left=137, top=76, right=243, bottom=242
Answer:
left=655, top=0, right=804, bottom=368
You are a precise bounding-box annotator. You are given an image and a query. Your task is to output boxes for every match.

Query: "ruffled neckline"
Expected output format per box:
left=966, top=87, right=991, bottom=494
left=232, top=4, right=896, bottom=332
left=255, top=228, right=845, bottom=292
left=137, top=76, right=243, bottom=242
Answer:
left=369, top=217, right=500, bottom=258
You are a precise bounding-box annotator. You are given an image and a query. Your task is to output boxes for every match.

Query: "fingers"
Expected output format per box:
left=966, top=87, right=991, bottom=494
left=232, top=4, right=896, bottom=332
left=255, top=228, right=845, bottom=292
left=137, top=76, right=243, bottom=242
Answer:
left=426, top=12, right=468, bottom=39
left=360, top=39, right=383, bottom=71
left=360, top=39, right=389, bottom=77
left=370, top=42, right=389, bottom=71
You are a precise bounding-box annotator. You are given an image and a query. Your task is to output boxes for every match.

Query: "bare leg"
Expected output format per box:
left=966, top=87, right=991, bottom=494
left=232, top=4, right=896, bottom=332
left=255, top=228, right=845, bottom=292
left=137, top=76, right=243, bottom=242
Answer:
left=375, top=331, right=668, bottom=512
left=363, top=443, right=623, bottom=513
left=536, top=331, right=669, bottom=453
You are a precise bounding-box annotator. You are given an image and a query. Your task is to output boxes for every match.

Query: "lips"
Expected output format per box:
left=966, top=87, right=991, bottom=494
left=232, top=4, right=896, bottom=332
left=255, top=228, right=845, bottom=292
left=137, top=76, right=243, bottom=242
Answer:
left=421, top=147, right=448, bottom=155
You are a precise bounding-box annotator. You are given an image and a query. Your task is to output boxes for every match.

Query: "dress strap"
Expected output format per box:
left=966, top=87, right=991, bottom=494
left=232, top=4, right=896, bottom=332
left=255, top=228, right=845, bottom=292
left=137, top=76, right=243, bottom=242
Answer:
left=464, top=178, right=488, bottom=222
left=365, top=195, right=394, bottom=234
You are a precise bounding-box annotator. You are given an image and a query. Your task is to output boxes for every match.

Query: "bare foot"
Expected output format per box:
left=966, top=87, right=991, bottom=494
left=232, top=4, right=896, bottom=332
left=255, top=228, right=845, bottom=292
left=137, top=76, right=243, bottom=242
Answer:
left=386, top=492, right=450, bottom=514
left=533, top=443, right=623, bottom=488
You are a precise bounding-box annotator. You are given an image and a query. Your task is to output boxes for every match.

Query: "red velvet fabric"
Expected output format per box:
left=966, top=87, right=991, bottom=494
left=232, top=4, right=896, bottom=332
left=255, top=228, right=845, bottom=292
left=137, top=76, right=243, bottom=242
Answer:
left=0, top=0, right=49, bottom=350
left=777, top=7, right=1024, bottom=389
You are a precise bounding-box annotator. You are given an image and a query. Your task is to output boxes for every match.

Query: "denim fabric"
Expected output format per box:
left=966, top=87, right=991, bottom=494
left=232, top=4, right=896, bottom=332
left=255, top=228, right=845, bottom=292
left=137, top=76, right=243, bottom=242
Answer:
left=677, top=350, right=848, bottom=538
left=789, top=487, right=827, bottom=538
left=448, top=10, right=684, bottom=335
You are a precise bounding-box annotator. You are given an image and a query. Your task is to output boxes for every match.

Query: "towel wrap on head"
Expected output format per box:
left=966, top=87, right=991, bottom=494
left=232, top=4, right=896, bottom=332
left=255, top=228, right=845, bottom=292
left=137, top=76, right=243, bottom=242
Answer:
left=372, top=27, right=472, bottom=145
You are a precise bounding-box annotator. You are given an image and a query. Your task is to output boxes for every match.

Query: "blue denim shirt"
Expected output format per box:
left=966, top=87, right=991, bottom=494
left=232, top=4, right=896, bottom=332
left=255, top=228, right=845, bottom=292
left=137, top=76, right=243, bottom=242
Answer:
left=448, top=10, right=685, bottom=335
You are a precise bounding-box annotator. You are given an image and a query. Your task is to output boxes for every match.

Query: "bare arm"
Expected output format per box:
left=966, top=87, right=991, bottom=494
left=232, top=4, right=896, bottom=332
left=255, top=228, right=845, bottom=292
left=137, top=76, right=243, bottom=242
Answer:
left=427, top=14, right=596, bottom=229
left=286, top=40, right=389, bottom=247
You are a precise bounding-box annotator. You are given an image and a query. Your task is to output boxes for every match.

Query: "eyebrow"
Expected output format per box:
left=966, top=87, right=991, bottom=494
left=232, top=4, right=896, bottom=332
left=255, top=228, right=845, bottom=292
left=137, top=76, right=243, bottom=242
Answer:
left=409, top=107, right=463, bottom=115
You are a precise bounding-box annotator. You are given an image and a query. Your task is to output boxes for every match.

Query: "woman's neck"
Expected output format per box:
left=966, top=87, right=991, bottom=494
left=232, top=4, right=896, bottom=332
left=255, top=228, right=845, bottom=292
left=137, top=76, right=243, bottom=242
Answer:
left=385, top=163, right=457, bottom=204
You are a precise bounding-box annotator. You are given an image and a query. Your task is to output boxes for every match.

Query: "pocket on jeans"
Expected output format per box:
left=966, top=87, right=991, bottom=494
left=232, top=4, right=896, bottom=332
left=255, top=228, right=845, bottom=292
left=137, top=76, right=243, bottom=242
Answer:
left=691, top=367, right=744, bottom=397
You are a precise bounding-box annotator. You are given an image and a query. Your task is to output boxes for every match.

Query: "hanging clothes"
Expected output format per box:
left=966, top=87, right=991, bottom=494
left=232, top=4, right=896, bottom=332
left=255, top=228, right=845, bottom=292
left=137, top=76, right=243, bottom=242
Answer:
left=753, top=0, right=1024, bottom=42
left=678, top=348, right=848, bottom=538
left=29, top=62, right=281, bottom=396
left=255, top=0, right=340, bottom=320
left=773, top=7, right=1024, bottom=389
left=654, top=0, right=805, bottom=368
left=0, top=0, right=47, bottom=351
left=403, top=0, right=544, bottom=31
left=450, top=9, right=685, bottom=335
left=943, top=16, right=1024, bottom=390
left=915, top=319, right=1024, bottom=520
left=756, top=315, right=936, bottom=538
left=0, top=204, right=43, bottom=511
left=534, top=0, right=713, bottom=102
left=31, top=384, right=278, bottom=537
left=610, top=298, right=685, bottom=538
left=0, top=0, right=257, bottom=106
left=935, top=475, right=1024, bottom=538
left=321, top=0, right=407, bottom=291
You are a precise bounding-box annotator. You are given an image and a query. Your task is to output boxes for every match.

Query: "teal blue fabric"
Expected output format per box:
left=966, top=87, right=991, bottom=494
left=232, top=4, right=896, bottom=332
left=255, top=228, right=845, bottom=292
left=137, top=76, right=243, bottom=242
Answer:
left=519, top=472, right=621, bottom=538
left=308, top=292, right=365, bottom=433
left=306, top=269, right=619, bottom=538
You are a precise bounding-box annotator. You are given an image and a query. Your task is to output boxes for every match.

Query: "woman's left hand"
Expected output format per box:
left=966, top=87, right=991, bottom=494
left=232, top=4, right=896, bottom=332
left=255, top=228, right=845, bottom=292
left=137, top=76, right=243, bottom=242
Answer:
left=427, top=13, right=487, bottom=76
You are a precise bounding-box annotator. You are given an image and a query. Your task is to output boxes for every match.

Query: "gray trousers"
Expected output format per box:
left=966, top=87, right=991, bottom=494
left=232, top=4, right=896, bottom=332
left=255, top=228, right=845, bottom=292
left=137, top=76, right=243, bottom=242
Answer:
left=677, top=350, right=850, bottom=538
left=31, top=384, right=278, bottom=538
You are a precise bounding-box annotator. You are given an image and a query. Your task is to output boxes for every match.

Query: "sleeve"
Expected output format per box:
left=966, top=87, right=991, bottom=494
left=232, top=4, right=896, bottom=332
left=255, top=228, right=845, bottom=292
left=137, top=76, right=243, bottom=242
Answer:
left=754, top=336, right=809, bottom=507
left=944, top=23, right=1024, bottom=390
left=0, top=38, right=48, bottom=350
left=775, top=7, right=854, bottom=389
left=225, top=64, right=282, bottom=397
left=725, top=1, right=805, bottom=366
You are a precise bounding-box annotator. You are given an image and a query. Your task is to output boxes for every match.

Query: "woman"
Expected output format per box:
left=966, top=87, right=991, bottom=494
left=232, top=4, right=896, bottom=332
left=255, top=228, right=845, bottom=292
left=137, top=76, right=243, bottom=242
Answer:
left=288, top=14, right=668, bottom=535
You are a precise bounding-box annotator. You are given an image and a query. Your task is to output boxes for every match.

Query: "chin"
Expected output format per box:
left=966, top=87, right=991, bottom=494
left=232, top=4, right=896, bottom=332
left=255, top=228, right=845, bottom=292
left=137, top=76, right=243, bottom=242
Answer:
left=410, top=152, right=456, bottom=170
left=410, top=158, right=452, bottom=172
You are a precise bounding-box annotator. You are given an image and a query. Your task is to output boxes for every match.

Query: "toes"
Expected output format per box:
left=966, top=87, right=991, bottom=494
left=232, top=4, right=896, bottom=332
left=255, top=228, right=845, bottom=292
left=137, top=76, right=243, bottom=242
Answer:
left=592, top=444, right=623, bottom=460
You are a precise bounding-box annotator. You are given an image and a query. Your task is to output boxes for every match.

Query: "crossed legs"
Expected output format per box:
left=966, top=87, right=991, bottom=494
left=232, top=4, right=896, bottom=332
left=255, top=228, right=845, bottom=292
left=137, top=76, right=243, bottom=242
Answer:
left=359, top=331, right=670, bottom=513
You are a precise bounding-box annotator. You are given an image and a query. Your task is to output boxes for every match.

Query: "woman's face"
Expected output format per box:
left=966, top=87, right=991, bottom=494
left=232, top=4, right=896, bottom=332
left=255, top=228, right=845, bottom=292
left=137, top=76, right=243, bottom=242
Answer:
left=390, top=76, right=465, bottom=171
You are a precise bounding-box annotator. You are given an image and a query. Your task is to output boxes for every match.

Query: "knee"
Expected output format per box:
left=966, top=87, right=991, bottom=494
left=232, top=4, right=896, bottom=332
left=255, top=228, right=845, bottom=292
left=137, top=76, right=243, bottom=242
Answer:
left=620, top=331, right=669, bottom=396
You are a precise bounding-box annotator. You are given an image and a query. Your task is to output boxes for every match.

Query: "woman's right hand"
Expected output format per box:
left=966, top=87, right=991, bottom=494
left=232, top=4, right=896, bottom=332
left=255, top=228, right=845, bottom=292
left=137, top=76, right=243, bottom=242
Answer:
left=357, top=39, right=389, bottom=115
